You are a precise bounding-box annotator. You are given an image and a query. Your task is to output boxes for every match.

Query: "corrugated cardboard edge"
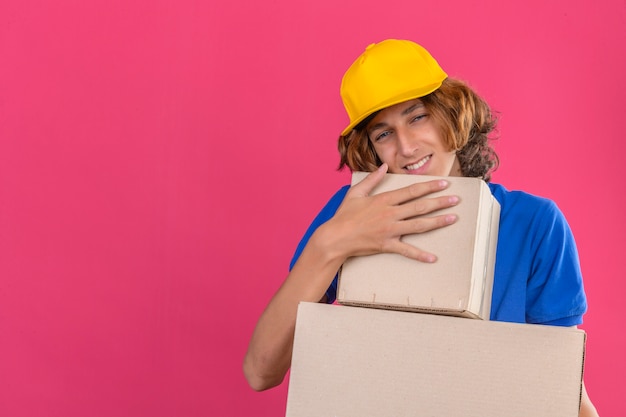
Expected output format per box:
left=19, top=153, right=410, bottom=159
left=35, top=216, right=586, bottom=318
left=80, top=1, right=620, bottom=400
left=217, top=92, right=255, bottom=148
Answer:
left=336, top=299, right=480, bottom=319
left=579, top=332, right=587, bottom=411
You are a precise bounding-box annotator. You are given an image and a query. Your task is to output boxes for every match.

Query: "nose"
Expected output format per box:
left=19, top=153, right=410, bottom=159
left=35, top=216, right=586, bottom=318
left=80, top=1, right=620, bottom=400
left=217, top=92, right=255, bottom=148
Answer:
left=396, top=128, right=417, bottom=157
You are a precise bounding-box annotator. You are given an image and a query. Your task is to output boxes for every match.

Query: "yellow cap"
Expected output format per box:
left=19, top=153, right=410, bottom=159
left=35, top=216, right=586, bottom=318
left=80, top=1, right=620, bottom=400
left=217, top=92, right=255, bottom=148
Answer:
left=340, top=39, right=447, bottom=136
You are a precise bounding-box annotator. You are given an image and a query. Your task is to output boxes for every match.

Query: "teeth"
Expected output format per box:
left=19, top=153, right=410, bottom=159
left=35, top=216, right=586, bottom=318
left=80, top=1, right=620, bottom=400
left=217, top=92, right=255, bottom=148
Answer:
left=405, top=155, right=430, bottom=170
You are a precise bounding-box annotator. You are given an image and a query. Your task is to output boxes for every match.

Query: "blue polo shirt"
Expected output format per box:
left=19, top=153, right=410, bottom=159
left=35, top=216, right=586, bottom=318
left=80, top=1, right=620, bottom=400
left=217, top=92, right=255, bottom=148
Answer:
left=289, top=182, right=587, bottom=326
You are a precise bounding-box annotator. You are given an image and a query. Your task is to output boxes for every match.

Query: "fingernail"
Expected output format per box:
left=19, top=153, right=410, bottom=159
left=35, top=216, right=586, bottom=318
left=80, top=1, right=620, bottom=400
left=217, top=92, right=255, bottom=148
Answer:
left=423, top=254, right=437, bottom=263
left=449, top=196, right=459, bottom=204
left=438, top=180, right=449, bottom=188
left=446, top=214, right=457, bottom=223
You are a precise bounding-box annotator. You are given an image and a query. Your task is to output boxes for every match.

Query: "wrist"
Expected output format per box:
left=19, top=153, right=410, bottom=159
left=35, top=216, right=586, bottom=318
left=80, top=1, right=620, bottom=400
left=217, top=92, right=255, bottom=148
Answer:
left=308, top=220, right=350, bottom=269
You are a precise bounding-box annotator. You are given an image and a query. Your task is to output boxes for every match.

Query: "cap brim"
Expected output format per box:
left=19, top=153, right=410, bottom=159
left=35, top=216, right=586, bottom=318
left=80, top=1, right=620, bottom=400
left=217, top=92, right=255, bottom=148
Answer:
left=340, top=80, right=445, bottom=137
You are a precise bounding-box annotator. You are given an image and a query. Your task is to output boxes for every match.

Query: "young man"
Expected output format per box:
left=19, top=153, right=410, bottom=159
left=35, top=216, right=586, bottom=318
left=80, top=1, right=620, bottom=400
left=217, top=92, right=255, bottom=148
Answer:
left=244, top=39, right=598, bottom=416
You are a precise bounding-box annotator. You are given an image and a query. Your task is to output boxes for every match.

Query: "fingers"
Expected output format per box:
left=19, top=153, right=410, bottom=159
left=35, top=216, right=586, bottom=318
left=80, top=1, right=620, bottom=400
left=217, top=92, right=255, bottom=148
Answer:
left=341, top=168, right=461, bottom=264
left=383, top=240, right=439, bottom=263
left=402, top=212, right=458, bottom=234
left=382, top=213, right=457, bottom=263
left=394, top=194, right=460, bottom=221
left=384, top=211, right=459, bottom=263
left=382, top=178, right=452, bottom=206
left=350, top=168, right=454, bottom=205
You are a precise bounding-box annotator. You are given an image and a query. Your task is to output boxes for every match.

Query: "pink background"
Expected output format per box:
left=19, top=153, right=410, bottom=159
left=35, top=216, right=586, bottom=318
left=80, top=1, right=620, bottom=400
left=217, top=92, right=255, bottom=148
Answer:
left=1, top=1, right=624, bottom=416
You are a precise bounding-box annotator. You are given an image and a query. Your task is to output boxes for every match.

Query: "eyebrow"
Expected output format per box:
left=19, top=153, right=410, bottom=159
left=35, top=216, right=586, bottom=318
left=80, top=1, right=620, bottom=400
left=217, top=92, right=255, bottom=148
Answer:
left=401, top=102, right=425, bottom=116
left=367, top=102, right=425, bottom=134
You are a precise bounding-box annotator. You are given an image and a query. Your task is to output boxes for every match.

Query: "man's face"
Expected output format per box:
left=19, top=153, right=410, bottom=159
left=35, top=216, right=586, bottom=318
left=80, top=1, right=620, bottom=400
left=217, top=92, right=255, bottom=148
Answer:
left=367, top=99, right=460, bottom=177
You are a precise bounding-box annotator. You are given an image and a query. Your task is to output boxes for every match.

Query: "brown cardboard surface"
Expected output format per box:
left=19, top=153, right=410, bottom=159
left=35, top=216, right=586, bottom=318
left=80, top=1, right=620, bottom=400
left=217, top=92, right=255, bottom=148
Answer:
left=338, top=172, right=500, bottom=319
left=286, top=302, right=585, bottom=417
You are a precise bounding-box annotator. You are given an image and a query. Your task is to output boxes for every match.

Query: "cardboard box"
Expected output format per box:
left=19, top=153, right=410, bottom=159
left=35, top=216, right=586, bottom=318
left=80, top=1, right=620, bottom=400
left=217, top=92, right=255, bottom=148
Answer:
left=286, top=302, right=586, bottom=417
left=338, top=172, right=500, bottom=319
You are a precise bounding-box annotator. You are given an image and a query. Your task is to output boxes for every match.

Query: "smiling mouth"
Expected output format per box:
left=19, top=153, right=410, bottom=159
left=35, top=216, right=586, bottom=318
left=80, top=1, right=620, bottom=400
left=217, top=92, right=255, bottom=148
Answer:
left=404, top=155, right=431, bottom=171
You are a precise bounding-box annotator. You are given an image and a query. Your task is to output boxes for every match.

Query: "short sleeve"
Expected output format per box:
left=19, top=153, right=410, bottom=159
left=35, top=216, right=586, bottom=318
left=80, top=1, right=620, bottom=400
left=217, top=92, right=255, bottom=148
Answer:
left=525, top=200, right=588, bottom=326
left=289, top=186, right=350, bottom=304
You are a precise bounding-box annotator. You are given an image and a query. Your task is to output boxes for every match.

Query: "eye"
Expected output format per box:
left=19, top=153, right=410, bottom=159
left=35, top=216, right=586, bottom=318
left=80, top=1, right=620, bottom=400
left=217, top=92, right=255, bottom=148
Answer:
left=410, top=114, right=427, bottom=123
left=374, top=130, right=391, bottom=142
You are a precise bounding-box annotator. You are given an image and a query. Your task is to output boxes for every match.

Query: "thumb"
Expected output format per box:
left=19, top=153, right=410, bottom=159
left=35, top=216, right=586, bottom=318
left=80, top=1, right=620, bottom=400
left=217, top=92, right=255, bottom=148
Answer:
left=350, top=163, right=388, bottom=198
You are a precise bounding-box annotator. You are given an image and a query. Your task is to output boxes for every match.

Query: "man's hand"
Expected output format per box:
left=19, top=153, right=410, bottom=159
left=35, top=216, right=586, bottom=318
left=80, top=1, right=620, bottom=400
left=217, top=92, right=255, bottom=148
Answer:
left=322, top=164, right=460, bottom=263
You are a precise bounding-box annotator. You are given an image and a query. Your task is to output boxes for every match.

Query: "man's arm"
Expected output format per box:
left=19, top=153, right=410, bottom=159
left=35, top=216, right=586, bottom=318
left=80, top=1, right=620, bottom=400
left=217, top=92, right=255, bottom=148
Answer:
left=580, top=381, right=599, bottom=416
left=243, top=166, right=460, bottom=390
